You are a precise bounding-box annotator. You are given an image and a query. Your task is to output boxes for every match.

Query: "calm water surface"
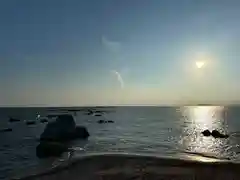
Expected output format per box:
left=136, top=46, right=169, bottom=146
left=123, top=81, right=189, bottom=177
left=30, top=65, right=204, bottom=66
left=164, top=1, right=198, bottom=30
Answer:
left=0, top=106, right=240, bottom=179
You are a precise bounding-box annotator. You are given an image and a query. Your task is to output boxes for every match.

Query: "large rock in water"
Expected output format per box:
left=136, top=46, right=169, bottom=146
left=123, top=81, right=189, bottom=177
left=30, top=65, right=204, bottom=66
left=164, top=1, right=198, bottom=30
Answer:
left=36, top=142, right=69, bottom=158
left=40, top=114, right=89, bottom=141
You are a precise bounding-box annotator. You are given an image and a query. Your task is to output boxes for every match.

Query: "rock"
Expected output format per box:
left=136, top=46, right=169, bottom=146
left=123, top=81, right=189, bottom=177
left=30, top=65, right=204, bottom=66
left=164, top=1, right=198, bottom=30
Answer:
left=40, top=114, right=89, bottom=142
left=211, top=130, right=229, bottom=138
left=36, top=142, right=69, bottom=158
left=9, top=117, right=20, bottom=122
left=202, top=130, right=211, bottom=137
left=94, top=114, right=102, bottom=116
left=107, top=120, right=114, bottom=123
left=0, top=128, right=12, bottom=132
left=25, top=121, right=36, bottom=125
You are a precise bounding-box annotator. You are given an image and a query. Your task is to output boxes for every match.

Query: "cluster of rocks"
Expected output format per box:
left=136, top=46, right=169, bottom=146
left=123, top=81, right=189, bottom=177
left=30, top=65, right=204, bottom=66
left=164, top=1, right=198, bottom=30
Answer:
left=202, top=129, right=229, bottom=138
left=0, top=116, right=49, bottom=133
left=97, top=120, right=114, bottom=124
left=85, top=109, right=115, bottom=124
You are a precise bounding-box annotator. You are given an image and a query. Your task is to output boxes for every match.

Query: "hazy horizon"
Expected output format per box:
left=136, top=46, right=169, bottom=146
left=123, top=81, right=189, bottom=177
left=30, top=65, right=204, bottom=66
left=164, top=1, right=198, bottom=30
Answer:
left=1, top=0, right=240, bottom=106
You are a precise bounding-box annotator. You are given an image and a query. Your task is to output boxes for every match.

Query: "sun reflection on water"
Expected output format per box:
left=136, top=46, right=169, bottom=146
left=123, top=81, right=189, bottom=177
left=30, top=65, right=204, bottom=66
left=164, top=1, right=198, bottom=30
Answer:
left=178, top=106, right=229, bottom=161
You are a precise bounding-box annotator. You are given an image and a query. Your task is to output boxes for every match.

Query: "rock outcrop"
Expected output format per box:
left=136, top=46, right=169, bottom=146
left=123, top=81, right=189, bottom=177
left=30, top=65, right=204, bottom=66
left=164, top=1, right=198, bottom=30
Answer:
left=40, top=114, right=89, bottom=142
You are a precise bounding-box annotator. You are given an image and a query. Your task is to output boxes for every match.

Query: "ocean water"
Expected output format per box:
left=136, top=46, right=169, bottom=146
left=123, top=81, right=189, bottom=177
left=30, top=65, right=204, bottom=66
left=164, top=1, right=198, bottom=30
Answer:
left=0, top=106, right=240, bottom=179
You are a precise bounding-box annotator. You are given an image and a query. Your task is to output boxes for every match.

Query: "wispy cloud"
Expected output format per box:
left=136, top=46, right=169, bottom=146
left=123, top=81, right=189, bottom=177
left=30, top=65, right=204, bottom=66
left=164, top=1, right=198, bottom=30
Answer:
left=102, top=36, right=121, bottom=53
left=111, top=70, right=124, bottom=89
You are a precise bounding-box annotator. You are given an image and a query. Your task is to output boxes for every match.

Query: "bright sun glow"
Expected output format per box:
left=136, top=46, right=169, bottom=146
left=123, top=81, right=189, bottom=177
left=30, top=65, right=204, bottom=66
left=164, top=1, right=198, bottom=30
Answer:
left=196, top=61, right=205, bottom=69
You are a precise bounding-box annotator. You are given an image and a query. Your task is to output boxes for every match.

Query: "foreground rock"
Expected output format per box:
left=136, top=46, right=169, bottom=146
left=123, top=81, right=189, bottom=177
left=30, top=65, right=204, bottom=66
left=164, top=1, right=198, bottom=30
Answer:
left=14, top=154, right=240, bottom=180
left=36, top=142, right=69, bottom=158
left=40, top=114, right=89, bottom=142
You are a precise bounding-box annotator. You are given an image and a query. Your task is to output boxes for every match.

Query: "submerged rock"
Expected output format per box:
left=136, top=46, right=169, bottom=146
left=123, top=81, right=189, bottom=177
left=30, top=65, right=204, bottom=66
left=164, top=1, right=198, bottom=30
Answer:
left=202, top=130, right=211, bottom=137
left=0, top=128, right=12, bottom=132
left=40, top=114, right=89, bottom=142
left=9, top=117, right=20, bottom=122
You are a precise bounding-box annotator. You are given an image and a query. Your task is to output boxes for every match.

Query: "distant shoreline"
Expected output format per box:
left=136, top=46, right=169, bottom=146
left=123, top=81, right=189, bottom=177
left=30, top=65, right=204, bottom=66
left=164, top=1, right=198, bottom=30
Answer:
left=0, top=104, right=240, bottom=108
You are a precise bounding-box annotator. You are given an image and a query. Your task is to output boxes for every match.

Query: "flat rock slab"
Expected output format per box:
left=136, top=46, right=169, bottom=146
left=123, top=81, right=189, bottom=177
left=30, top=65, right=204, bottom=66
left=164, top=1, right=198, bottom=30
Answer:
left=14, top=153, right=240, bottom=180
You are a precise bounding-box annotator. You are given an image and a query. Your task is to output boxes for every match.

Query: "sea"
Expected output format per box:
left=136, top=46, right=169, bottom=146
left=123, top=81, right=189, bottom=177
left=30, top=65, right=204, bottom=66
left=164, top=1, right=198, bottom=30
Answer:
left=1, top=106, right=240, bottom=179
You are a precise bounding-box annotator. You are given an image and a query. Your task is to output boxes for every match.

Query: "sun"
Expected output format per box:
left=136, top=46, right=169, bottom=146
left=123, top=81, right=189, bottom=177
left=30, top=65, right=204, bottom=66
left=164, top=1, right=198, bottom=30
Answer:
left=196, top=61, right=205, bottom=69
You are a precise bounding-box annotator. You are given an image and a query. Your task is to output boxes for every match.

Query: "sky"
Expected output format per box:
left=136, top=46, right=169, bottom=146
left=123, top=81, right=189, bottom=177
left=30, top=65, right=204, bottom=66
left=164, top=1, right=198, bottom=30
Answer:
left=0, top=0, right=240, bottom=106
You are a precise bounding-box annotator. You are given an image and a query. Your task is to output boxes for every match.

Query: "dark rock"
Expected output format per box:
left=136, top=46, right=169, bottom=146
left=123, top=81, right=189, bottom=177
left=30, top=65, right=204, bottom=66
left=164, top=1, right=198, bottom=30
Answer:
left=40, top=114, right=89, bottom=142
left=212, top=130, right=229, bottom=138
left=107, top=120, right=114, bottom=123
left=202, top=130, right=211, bottom=137
left=36, top=142, right=69, bottom=158
left=26, top=121, right=36, bottom=125
left=94, top=114, right=102, bottom=116
left=9, top=117, right=20, bottom=122
left=0, top=128, right=12, bottom=132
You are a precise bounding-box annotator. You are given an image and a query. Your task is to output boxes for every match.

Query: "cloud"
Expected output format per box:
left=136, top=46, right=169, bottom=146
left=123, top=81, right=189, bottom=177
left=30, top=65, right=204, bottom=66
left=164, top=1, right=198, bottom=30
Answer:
left=102, top=36, right=121, bottom=53
left=111, top=70, right=124, bottom=89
